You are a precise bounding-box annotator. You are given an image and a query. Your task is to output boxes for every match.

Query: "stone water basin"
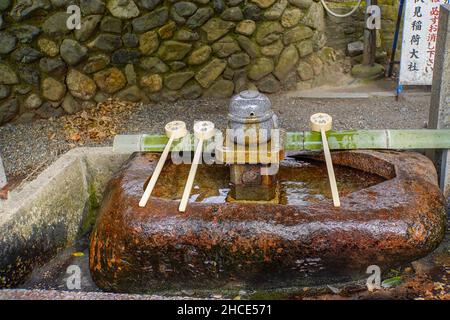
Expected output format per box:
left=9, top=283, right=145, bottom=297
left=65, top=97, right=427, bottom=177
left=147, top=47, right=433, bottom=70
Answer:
left=90, top=150, right=447, bottom=293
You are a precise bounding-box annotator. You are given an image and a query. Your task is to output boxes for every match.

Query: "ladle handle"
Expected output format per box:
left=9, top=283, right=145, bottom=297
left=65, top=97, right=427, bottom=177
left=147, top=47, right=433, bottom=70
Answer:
left=179, top=139, right=203, bottom=212
left=321, top=128, right=341, bottom=207
left=139, top=136, right=175, bottom=208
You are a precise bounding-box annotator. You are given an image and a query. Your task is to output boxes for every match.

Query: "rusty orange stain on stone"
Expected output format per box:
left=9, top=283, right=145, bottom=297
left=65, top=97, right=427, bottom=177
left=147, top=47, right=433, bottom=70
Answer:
left=89, top=151, right=447, bottom=293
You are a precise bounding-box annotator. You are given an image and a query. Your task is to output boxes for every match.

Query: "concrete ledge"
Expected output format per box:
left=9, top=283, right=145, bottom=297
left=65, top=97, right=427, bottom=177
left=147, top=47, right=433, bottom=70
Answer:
left=0, top=147, right=131, bottom=288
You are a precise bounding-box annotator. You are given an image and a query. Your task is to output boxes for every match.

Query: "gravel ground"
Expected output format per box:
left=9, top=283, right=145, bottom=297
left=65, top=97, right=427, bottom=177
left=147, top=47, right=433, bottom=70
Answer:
left=0, top=289, right=196, bottom=300
left=0, top=91, right=431, bottom=182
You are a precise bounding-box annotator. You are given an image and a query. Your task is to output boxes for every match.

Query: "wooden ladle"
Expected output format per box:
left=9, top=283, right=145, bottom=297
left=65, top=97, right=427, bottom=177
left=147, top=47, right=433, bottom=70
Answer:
left=310, top=113, right=341, bottom=207
left=139, top=121, right=187, bottom=208
left=179, top=121, right=215, bottom=212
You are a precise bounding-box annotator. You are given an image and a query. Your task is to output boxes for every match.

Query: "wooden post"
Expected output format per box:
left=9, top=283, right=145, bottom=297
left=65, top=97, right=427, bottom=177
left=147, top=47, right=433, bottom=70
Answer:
left=429, top=4, right=450, bottom=199
left=363, top=0, right=376, bottom=66
left=352, top=0, right=384, bottom=78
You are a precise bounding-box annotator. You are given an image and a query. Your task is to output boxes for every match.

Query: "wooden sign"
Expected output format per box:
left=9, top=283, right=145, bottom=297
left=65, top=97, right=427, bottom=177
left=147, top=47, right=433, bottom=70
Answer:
left=399, top=0, right=449, bottom=85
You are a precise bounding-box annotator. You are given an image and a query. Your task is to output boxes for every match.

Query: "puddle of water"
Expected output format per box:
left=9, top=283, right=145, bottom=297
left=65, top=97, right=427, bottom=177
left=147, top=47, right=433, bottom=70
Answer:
left=150, top=158, right=385, bottom=205
left=20, top=237, right=99, bottom=292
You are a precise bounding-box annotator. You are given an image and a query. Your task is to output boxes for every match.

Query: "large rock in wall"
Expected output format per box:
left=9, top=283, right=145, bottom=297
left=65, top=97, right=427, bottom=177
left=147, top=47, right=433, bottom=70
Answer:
left=0, top=0, right=334, bottom=125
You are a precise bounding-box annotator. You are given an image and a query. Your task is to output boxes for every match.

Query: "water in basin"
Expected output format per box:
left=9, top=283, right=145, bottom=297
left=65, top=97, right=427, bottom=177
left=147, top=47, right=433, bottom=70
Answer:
left=147, top=157, right=386, bottom=205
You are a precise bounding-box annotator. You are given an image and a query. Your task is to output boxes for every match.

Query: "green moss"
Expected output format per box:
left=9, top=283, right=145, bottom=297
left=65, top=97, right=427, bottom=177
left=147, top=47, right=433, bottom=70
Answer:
left=80, top=183, right=100, bottom=235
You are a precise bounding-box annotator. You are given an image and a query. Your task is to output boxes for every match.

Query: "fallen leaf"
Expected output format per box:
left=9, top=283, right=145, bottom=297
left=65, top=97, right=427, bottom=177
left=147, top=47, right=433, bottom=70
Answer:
left=72, top=252, right=84, bottom=257
left=68, top=132, right=81, bottom=141
left=382, top=276, right=402, bottom=288
left=61, top=99, right=137, bottom=143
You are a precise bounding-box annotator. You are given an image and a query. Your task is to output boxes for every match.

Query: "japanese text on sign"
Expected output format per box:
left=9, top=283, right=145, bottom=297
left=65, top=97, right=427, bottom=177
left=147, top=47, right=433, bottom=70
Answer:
left=400, top=0, right=449, bottom=85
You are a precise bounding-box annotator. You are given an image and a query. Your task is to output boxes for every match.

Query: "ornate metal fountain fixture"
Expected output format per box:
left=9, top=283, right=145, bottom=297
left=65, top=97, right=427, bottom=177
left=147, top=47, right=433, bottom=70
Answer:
left=217, top=91, right=283, bottom=202
left=227, top=90, right=278, bottom=145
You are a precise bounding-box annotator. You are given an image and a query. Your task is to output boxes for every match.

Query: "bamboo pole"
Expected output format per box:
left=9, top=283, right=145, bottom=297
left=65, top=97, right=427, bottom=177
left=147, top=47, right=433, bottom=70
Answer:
left=113, top=130, right=450, bottom=153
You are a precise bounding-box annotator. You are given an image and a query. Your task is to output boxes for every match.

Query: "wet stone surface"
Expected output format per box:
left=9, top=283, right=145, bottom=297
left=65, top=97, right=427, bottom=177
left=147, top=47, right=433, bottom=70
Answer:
left=88, top=150, right=446, bottom=293
left=3, top=149, right=446, bottom=300
left=10, top=216, right=450, bottom=299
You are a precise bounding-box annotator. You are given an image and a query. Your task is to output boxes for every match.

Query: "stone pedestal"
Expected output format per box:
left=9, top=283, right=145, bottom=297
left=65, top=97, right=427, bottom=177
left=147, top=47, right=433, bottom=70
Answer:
left=229, top=164, right=277, bottom=201
left=351, top=63, right=385, bottom=79
left=215, top=131, right=285, bottom=202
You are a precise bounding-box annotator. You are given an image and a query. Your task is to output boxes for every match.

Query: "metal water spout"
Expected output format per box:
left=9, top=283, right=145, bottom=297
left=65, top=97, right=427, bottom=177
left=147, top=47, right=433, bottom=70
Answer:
left=227, top=90, right=279, bottom=145
left=221, top=91, right=283, bottom=202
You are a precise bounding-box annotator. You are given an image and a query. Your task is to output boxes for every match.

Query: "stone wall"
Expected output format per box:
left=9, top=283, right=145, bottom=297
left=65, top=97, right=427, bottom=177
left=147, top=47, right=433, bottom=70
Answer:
left=0, top=0, right=337, bottom=125
left=325, top=0, right=400, bottom=55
